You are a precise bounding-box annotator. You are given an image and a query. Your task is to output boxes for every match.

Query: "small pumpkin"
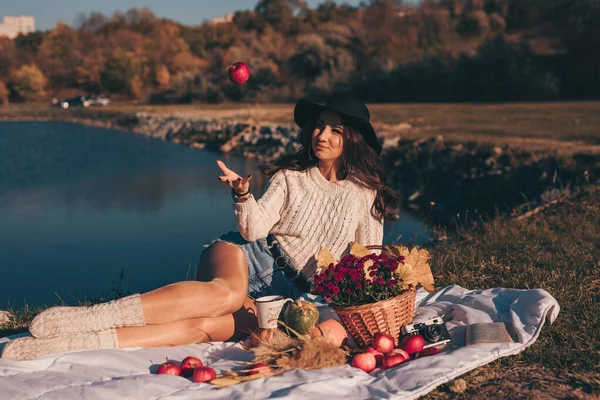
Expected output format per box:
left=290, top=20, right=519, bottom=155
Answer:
left=283, top=300, right=319, bottom=336
left=309, top=319, right=348, bottom=347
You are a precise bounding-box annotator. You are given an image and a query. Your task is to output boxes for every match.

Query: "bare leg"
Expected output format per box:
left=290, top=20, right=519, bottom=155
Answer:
left=28, top=241, right=250, bottom=338
left=117, top=297, right=258, bottom=348
left=140, top=241, right=249, bottom=324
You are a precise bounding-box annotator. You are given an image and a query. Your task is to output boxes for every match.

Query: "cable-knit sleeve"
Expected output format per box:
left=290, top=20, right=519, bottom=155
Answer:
left=233, top=171, right=287, bottom=242
left=355, top=190, right=384, bottom=248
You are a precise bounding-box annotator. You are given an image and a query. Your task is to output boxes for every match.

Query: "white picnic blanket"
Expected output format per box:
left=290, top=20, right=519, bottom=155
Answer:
left=0, top=285, right=559, bottom=400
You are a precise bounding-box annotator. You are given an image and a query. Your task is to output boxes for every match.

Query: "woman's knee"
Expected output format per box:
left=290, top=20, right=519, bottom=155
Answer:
left=182, top=318, right=211, bottom=344
left=211, top=278, right=248, bottom=315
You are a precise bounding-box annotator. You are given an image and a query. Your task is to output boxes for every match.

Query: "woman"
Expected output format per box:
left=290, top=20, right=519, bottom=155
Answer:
left=2, top=92, right=399, bottom=360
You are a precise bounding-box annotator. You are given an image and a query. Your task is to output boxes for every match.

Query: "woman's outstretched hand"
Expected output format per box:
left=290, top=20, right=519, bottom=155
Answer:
left=217, top=160, right=252, bottom=194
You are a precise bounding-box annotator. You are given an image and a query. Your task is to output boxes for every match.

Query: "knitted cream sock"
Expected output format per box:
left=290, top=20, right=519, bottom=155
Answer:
left=29, top=294, right=145, bottom=338
left=1, top=329, right=118, bottom=361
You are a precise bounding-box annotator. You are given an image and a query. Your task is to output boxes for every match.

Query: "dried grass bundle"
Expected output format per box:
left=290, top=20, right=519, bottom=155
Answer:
left=247, top=328, right=348, bottom=371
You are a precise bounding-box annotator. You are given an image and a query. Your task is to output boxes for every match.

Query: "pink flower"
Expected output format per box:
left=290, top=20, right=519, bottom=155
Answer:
left=349, top=269, right=363, bottom=281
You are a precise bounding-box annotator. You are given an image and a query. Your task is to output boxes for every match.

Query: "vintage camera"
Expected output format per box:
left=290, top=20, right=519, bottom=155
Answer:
left=402, top=316, right=452, bottom=349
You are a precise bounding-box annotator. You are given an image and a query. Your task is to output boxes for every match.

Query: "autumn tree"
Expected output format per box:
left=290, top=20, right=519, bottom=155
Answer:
left=76, top=50, right=106, bottom=93
left=13, top=31, right=44, bottom=65
left=255, top=0, right=308, bottom=33
left=0, top=37, right=17, bottom=81
left=37, top=22, right=81, bottom=89
left=10, top=64, right=47, bottom=101
left=0, top=81, right=9, bottom=105
left=155, top=65, right=171, bottom=90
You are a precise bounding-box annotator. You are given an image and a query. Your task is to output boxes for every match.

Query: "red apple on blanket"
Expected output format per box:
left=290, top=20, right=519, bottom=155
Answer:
left=193, top=366, right=217, bottom=383
left=245, top=363, right=271, bottom=375
left=181, top=356, right=203, bottom=377
left=400, top=334, right=425, bottom=355
left=382, top=349, right=410, bottom=370
left=351, top=352, right=377, bottom=373
left=157, top=361, right=182, bottom=376
left=372, top=332, right=395, bottom=354
left=417, top=347, right=440, bottom=358
left=363, top=346, right=384, bottom=366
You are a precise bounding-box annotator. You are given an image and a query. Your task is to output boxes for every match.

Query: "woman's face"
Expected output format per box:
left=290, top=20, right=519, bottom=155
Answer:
left=312, top=110, right=344, bottom=163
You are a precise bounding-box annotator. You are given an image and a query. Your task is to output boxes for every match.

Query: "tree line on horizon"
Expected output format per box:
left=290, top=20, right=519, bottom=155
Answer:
left=0, top=0, right=598, bottom=105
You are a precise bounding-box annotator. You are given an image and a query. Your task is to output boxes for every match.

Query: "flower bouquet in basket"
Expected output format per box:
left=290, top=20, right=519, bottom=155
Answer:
left=311, top=242, right=436, bottom=348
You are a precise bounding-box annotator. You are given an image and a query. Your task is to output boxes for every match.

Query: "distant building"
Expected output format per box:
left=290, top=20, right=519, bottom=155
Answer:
left=208, top=13, right=234, bottom=25
left=0, top=15, right=35, bottom=39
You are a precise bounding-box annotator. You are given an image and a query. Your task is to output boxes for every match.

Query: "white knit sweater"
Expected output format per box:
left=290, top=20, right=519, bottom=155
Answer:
left=233, top=166, right=384, bottom=278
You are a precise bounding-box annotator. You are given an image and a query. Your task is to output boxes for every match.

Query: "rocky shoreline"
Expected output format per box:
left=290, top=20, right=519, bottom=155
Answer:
left=2, top=108, right=598, bottom=228
left=117, top=112, right=305, bottom=162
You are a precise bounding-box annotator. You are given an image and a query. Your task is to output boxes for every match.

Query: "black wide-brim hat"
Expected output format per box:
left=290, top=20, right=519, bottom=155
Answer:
left=294, top=92, right=382, bottom=155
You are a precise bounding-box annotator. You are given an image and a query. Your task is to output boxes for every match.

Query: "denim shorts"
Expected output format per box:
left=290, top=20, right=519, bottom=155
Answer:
left=199, top=231, right=304, bottom=299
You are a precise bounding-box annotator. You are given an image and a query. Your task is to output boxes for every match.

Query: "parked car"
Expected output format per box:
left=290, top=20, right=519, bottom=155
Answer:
left=86, top=95, right=111, bottom=107
left=53, top=95, right=111, bottom=109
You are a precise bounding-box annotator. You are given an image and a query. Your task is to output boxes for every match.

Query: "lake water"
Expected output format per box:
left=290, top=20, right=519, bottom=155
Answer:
left=0, top=122, right=427, bottom=308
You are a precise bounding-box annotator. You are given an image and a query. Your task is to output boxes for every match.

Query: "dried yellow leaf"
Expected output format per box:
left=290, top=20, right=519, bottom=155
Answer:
left=395, top=263, right=416, bottom=288
left=210, top=377, right=241, bottom=388
left=362, top=259, right=375, bottom=282
left=349, top=242, right=370, bottom=258
left=210, top=371, right=281, bottom=388
left=386, top=244, right=436, bottom=293
left=316, top=248, right=337, bottom=273
left=383, top=243, right=405, bottom=259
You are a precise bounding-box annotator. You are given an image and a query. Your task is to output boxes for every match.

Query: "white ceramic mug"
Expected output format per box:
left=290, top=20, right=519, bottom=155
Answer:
left=254, top=295, right=293, bottom=329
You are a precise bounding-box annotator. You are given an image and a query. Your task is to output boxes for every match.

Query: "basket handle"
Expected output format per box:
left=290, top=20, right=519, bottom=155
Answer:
left=366, top=245, right=384, bottom=250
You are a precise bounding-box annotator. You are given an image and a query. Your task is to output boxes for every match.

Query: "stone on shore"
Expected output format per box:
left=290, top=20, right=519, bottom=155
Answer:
left=0, top=310, right=11, bottom=327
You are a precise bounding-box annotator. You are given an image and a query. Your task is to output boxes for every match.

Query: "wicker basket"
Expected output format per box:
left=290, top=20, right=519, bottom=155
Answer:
left=330, top=245, right=417, bottom=348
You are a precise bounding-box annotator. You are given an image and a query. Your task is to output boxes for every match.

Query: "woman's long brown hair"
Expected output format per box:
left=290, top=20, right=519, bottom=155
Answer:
left=259, top=119, right=400, bottom=221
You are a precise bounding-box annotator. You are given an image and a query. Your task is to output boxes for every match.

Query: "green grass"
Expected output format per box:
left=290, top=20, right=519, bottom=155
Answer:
left=432, top=185, right=599, bottom=371
left=423, top=184, right=600, bottom=397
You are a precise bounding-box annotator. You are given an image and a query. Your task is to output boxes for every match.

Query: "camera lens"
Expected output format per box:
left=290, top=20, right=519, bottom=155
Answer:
left=424, top=324, right=442, bottom=342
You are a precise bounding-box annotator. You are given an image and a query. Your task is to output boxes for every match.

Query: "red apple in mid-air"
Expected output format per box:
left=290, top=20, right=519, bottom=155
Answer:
left=363, top=346, right=384, bottom=366
left=180, top=356, right=203, bottom=377
left=156, top=361, right=182, bottom=376
left=351, top=352, right=377, bottom=373
left=245, top=363, right=271, bottom=375
left=382, top=349, right=410, bottom=370
left=192, top=366, right=217, bottom=383
left=228, top=62, right=250, bottom=84
left=400, top=334, right=425, bottom=355
left=372, top=332, right=395, bottom=354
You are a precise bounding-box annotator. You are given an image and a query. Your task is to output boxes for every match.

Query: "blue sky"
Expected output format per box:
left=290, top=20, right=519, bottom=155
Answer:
left=0, top=0, right=365, bottom=31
